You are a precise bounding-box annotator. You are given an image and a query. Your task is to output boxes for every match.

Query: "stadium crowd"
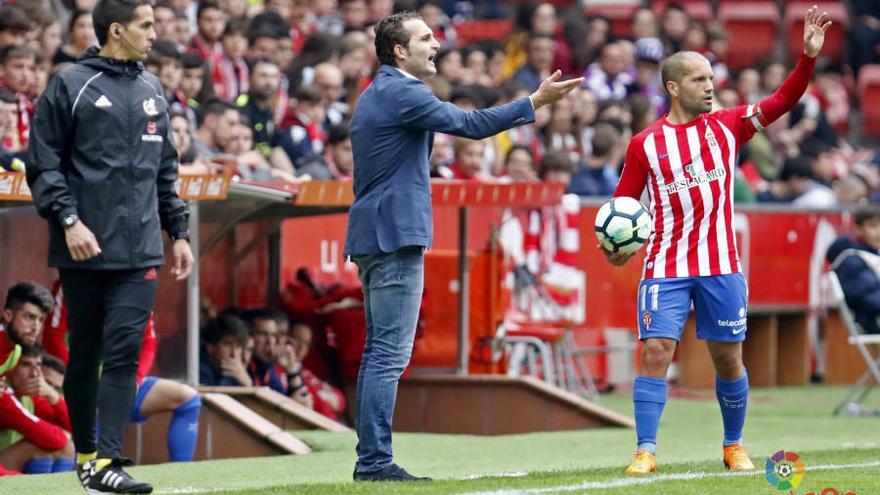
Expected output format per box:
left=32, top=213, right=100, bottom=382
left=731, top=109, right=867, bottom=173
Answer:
left=0, top=0, right=879, bottom=207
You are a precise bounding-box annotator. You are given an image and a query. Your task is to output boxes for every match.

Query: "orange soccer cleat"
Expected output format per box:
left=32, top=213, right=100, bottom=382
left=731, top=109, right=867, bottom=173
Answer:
left=624, top=450, right=657, bottom=475
left=723, top=444, right=756, bottom=471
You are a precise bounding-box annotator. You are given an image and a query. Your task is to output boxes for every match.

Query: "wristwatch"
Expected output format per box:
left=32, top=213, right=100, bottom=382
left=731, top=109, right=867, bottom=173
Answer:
left=170, top=230, right=191, bottom=242
left=61, top=214, right=78, bottom=229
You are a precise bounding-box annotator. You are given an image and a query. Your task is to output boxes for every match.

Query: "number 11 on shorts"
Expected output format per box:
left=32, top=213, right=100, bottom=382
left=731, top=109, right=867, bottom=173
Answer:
left=641, top=284, right=659, bottom=311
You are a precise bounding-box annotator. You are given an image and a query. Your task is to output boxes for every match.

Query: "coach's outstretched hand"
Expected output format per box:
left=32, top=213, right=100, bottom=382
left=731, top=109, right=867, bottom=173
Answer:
left=529, top=70, right=584, bottom=109
left=803, top=5, right=832, bottom=58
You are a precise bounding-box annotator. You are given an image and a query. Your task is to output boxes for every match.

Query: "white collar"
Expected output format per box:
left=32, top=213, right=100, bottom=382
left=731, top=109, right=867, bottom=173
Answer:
left=394, top=67, right=419, bottom=80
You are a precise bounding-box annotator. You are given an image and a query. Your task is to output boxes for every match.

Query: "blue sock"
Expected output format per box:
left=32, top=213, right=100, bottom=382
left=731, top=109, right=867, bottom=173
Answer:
left=23, top=458, right=53, bottom=474
left=52, top=458, right=75, bottom=472
left=168, top=395, right=201, bottom=462
left=716, top=371, right=749, bottom=446
left=633, top=376, right=668, bottom=454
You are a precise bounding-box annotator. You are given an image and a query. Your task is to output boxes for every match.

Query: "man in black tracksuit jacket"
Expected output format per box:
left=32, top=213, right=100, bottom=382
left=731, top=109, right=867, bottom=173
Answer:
left=26, top=1, right=193, bottom=493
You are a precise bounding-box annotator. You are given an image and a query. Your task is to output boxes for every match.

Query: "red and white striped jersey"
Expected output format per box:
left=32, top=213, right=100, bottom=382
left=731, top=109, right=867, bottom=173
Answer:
left=615, top=105, right=763, bottom=279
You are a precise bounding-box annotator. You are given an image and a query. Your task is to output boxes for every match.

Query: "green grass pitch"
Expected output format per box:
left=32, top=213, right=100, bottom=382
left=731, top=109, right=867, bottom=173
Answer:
left=3, top=386, right=878, bottom=495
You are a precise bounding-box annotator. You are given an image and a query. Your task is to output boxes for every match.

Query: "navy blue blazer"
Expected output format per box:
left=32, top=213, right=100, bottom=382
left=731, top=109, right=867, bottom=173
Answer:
left=345, top=65, right=536, bottom=255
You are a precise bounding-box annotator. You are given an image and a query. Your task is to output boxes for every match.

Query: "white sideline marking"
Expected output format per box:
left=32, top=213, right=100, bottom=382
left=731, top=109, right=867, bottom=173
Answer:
left=458, top=460, right=880, bottom=495
left=459, top=472, right=530, bottom=481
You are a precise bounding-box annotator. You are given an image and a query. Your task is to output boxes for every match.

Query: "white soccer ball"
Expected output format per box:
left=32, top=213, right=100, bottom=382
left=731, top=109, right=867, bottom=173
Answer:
left=594, top=197, right=652, bottom=254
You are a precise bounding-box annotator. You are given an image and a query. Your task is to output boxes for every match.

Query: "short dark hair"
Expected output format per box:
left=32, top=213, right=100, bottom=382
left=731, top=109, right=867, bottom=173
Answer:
left=374, top=11, right=422, bottom=67
left=294, top=85, right=324, bottom=104
left=151, top=40, right=181, bottom=62
left=18, top=343, right=43, bottom=360
left=241, top=308, right=276, bottom=328
left=855, top=205, right=880, bottom=226
left=4, top=281, right=53, bottom=314
left=181, top=52, right=206, bottom=70
left=203, top=313, right=249, bottom=346
left=0, top=45, right=35, bottom=66
left=538, top=150, right=575, bottom=180
left=223, top=17, right=248, bottom=39
left=42, top=353, right=66, bottom=375
left=505, top=144, right=534, bottom=164
left=93, top=0, right=150, bottom=47
left=0, top=6, right=30, bottom=33
left=197, top=98, right=238, bottom=127
left=779, top=157, right=812, bottom=181
left=68, top=9, right=92, bottom=36
left=328, top=123, right=350, bottom=145
left=197, top=1, right=222, bottom=21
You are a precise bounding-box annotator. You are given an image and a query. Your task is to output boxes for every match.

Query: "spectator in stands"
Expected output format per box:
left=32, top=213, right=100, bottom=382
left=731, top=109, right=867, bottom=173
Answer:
left=153, top=3, right=177, bottom=44
left=543, top=96, right=578, bottom=163
left=0, top=345, right=74, bottom=474
left=631, top=7, right=658, bottom=40
left=190, top=2, right=226, bottom=60
left=324, top=123, right=354, bottom=179
left=180, top=53, right=215, bottom=114
left=450, top=137, right=491, bottom=182
left=170, top=111, right=207, bottom=173
left=736, top=68, right=761, bottom=105
left=0, top=45, right=35, bottom=152
left=834, top=173, right=871, bottom=205
left=173, top=12, right=193, bottom=49
left=0, top=87, right=25, bottom=172
left=630, top=38, right=665, bottom=113
left=0, top=6, right=29, bottom=50
left=213, top=18, right=250, bottom=100
left=274, top=85, right=327, bottom=169
left=849, top=0, right=880, bottom=76
left=500, top=145, right=537, bottom=183
left=501, top=3, right=557, bottom=81
left=237, top=58, right=283, bottom=158
left=200, top=313, right=253, bottom=386
left=36, top=15, right=62, bottom=66
left=827, top=205, right=880, bottom=334
left=340, top=0, right=370, bottom=31
left=338, top=34, right=372, bottom=109
left=52, top=10, right=95, bottom=65
left=419, top=0, right=456, bottom=50
left=572, top=87, right=598, bottom=157
left=429, top=132, right=454, bottom=179
left=582, top=42, right=634, bottom=102
left=568, top=121, right=621, bottom=197
left=510, top=32, right=554, bottom=92
left=192, top=99, right=241, bottom=159
left=705, top=22, right=731, bottom=89
left=313, top=62, right=348, bottom=126
left=313, top=0, right=345, bottom=37
left=759, top=157, right=836, bottom=208
left=538, top=149, right=576, bottom=186
left=660, top=3, right=689, bottom=53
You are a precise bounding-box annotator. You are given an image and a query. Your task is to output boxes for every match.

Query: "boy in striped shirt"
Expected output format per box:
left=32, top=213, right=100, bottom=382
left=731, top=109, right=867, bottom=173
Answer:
left=605, top=6, right=832, bottom=475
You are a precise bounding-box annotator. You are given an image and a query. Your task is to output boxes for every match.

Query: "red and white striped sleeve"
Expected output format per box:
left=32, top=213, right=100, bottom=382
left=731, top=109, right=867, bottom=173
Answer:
left=614, top=134, right=650, bottom=199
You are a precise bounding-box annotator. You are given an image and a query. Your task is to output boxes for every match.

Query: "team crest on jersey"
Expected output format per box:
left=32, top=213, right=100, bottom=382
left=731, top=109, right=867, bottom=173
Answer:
left=143, top=98, right=159, bottom=116
left=704, top=126, right=719, bottom=150
left=642, top=310, right=652, bottom=330
left=146, top=121, right=157, bottom=134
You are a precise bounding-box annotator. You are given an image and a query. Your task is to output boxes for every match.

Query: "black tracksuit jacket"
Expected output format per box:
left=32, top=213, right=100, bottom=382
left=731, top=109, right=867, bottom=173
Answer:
left=26, top=47, right=188, bottom=270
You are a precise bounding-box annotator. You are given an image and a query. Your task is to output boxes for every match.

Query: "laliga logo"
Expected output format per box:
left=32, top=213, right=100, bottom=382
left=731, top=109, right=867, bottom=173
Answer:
left=766, top=450, right=857, bottom=495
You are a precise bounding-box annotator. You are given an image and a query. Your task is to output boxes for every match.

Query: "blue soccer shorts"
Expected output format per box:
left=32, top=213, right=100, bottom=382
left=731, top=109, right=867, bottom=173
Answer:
left=130, top=376, right=159, bottom=423
left=636, top=273, right=748, bottom=343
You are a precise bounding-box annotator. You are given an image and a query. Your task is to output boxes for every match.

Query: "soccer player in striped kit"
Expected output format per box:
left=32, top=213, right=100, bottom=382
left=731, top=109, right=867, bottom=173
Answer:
left=604, top=6, right=832, bottom=475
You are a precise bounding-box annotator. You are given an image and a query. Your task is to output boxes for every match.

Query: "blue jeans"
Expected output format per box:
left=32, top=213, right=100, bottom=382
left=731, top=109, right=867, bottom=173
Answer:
left=352, top=246, right=425, bottom=473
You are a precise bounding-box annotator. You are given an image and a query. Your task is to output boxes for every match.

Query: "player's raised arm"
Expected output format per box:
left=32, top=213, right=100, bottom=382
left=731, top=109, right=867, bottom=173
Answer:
left=750, top=6, right=831, bottom=128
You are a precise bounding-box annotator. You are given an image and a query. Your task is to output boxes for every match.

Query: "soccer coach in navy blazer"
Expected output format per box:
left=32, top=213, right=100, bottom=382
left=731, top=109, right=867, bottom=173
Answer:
left=345, top=12, right=582, bottom=482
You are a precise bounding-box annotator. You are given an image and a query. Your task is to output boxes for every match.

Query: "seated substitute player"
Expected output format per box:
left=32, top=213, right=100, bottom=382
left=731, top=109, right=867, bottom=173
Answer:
left=199, top=313, right=253, bottom=387
left=826, top=205, right=880, bottom=335
left=43, top=282, right=203, bottom=463
left=603, top=6, right=831, bottom=475
left=0, top=344, right=75, bottom=474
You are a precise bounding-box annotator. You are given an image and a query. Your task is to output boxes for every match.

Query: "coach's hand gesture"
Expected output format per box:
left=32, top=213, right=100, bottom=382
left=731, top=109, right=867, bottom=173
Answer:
left=803, top=5, right=832, bottom=58
left=529, top=70, right=584, bottom=109
left=64, top=220, right=101, bottom=261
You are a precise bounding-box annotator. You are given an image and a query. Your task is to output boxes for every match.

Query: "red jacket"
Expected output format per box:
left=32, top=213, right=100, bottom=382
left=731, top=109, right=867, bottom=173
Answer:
left=0, top=388, right=70, bottom=452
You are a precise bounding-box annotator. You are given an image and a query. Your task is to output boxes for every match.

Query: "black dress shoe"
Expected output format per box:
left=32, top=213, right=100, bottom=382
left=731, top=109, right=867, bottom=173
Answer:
left=353, top=463, right=432, bottom=482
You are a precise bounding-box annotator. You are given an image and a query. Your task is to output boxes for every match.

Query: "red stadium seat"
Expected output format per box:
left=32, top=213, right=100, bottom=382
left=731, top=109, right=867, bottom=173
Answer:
left=858, top=65, right=880, bottom=136
left=454, top=19, right=512, bottom=46
left=718, top=2, right=780, bottom=70
left=784, top=2, right=848, bottom=64
left=584, top=2, right=640, bottom=39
